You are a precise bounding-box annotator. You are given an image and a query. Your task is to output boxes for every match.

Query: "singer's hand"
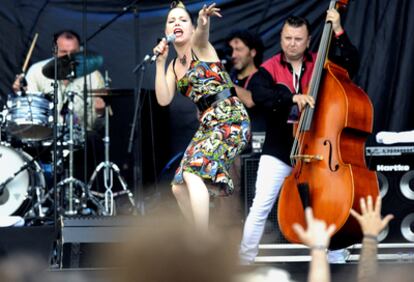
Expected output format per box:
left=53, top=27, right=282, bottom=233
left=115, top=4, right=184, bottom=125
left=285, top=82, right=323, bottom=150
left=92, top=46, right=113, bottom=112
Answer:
left=199, top=3, right=222, bottom=26
left=153, top=38, right=169, bottom=63
left=12, top=74, right=27, bottom=93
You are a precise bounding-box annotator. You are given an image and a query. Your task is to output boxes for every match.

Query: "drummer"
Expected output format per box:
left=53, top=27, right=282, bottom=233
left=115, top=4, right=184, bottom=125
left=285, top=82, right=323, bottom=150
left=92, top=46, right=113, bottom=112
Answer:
left=12, top=29, right=105, bottom=130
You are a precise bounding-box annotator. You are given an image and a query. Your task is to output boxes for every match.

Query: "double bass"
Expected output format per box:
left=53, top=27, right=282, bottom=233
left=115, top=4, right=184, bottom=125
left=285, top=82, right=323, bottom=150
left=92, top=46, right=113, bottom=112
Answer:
left=277, top=0, right=379, bottom=249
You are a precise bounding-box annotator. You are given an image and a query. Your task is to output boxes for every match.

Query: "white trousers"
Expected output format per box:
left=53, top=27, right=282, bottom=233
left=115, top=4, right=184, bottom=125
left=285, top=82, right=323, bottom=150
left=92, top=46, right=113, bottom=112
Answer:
left=239, top=154, right=292, bottom=264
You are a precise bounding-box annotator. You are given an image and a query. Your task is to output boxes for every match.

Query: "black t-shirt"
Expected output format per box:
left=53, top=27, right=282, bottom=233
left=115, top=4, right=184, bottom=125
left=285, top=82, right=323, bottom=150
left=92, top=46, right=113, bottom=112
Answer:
left=231, top=70, right=266, bottom=133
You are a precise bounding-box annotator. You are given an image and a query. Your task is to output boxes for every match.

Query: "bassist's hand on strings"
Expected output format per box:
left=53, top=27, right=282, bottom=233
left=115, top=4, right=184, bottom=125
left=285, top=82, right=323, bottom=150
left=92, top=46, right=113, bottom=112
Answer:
left=292, top=94, right=314, bottom=112
left=326, top=8, right=344, bottom=36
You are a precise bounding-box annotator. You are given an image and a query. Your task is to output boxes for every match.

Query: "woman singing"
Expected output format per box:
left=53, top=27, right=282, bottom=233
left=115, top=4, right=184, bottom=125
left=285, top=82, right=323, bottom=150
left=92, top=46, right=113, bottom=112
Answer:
left=153, top=1, right=250, bottom=232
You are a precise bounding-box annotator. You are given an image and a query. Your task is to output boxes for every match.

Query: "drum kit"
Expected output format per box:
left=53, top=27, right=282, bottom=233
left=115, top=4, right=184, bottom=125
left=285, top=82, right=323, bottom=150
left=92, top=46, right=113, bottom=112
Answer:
left=0, top=49, right=135, bottom=222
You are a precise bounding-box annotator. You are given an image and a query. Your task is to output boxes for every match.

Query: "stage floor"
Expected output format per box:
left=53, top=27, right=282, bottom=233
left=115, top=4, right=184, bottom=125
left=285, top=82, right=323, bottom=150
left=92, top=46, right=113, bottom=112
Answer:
left=1, top=181, right=413, bottom=281
left=46, top=261, right=413, bottom=282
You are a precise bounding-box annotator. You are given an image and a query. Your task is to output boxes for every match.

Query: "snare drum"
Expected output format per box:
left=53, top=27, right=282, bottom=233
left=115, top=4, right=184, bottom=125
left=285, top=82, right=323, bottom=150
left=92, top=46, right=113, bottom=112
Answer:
left=41, top=124, right=85, bottom=150
left=6, top=92, right=53, bottom=141
left=0, top=145, right=45, bottom=216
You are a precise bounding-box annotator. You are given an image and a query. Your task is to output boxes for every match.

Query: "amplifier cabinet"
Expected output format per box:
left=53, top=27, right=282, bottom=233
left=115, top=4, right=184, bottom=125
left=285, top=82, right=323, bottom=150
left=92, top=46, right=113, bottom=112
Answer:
left=240, top=154, right=288, bottom=244
left=366, top=148, right=414, bottom=243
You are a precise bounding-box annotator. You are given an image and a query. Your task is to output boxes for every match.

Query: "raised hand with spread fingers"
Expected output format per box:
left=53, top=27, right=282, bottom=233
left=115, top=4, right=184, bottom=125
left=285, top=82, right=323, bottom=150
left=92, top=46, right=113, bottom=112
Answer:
left=293, top=208, right=335, bottom=282
left=350, top=195, right=394, bottom=238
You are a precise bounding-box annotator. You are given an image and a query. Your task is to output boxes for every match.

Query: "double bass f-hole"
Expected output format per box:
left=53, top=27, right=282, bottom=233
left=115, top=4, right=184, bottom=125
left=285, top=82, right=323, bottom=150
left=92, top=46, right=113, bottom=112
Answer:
left=323, top=140, right=339, bottom=172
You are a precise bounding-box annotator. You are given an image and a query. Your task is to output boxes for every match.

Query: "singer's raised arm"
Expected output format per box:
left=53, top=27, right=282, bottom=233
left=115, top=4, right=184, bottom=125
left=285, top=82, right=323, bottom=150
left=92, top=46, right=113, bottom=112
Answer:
left=193, top=3, right=222, bottom=54
left=154, top=38, right=176, bottom=106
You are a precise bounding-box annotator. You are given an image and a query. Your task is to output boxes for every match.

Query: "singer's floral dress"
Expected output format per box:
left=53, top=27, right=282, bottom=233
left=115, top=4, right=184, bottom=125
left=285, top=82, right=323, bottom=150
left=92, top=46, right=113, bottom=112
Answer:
left=172, top=53, right=250, bottom=196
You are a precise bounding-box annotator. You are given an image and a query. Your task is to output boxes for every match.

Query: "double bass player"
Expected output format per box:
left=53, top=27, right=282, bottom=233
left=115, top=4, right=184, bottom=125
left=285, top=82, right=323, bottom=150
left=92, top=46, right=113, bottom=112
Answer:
left=239, top=8, right=359, bottom=264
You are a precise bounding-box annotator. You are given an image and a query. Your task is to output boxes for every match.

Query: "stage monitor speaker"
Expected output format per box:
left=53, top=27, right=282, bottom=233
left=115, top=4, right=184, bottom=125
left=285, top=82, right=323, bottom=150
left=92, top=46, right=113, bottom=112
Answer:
left=0, top=226, right=55, bottom=262
left=366, top=150, right=414, bottom=243
left=241, top=154, right=288, bottom=244
left=60, top=216, right=140, bottom=268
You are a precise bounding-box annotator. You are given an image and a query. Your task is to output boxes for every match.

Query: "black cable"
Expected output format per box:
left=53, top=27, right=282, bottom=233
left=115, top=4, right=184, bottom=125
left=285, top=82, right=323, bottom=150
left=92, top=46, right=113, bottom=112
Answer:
left=14, top=0, right=49, bottom=64
left=26, top=0, right=50, bottom=46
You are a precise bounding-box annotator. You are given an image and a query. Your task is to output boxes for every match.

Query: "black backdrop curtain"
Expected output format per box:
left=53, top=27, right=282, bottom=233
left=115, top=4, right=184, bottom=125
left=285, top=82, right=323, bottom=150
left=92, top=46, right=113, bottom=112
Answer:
left=1, top=0, right=413, bottom=181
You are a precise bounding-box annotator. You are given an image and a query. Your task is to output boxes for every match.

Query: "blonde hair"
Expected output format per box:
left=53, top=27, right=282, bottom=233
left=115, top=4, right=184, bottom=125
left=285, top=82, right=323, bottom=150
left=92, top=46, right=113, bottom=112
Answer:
left=168, top=1, right=194, bottom=24
left=170, top=1, right=186, bottom=9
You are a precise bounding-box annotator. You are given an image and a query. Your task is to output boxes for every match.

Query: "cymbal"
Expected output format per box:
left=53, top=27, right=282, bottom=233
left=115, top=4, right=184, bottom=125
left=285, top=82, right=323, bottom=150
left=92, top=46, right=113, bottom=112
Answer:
left=42, top=51, right=103, bottom=80
left=88, top=88, right=134, bottom=97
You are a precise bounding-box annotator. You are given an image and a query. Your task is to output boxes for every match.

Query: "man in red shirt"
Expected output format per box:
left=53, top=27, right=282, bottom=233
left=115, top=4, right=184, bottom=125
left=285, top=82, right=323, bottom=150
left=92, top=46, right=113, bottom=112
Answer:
left=239, top=9, right=359, bottom=264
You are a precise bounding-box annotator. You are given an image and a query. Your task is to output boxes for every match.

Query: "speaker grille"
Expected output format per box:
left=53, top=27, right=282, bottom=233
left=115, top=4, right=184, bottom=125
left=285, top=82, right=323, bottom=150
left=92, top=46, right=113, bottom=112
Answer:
left=370, top=154, right=414, bottom=243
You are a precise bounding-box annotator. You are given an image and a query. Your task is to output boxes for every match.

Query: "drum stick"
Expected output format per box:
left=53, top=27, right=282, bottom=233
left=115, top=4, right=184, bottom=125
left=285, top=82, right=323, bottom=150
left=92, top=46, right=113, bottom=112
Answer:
left=22, top=33, right=39, bottom=74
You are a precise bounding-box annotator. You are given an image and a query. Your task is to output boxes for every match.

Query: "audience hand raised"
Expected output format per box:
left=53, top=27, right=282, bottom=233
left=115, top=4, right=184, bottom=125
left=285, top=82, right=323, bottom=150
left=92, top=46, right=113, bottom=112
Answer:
left=293, top=207, right=336, bottom=249
left=350, top=195, right=394, bottom=237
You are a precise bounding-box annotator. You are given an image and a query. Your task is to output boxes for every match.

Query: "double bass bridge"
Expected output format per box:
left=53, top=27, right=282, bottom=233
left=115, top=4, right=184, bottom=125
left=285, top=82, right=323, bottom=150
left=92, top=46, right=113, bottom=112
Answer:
left=293, top=154, right=324, bottom=163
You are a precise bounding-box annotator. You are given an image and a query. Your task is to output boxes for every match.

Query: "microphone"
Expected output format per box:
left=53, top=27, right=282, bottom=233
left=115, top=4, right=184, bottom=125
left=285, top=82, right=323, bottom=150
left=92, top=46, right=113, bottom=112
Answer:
left=150, top=34, right=176, bottom=63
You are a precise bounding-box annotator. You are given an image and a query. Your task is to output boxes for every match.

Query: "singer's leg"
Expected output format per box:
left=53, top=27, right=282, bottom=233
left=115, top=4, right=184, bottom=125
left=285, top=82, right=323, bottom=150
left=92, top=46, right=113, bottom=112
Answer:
left=183, top=172, right=210, bottom=233
left=172, top=184, right=194, bottom=223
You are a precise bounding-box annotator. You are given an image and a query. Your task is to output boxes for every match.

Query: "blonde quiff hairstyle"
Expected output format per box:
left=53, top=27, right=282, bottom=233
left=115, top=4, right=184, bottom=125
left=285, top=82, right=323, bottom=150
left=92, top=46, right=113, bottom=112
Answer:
left=168, top=1, right=194, bottom=24
left=170, top=1, right=186, bottom=9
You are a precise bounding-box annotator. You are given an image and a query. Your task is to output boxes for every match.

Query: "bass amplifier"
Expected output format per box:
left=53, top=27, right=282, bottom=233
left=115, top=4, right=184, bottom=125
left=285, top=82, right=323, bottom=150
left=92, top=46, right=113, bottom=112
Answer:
left=366, top=145, right=414, bottom=243
left=240, top=153, right=288, bottom=244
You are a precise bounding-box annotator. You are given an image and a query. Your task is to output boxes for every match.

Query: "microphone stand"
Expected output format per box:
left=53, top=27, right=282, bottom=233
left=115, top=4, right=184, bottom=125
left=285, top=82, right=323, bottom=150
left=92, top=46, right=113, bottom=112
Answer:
left=53, top=44, right=60, bottom=218
left=128, top=56, right=148, bottom=214
left=82, top=0, right=89, bottom=192
left=128, top=5, right=145, bottom=215
left=52, top=42, right=60, bottom=260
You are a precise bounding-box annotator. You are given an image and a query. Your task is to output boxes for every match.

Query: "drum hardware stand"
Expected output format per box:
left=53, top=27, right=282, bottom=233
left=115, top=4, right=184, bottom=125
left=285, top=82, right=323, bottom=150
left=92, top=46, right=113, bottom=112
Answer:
left=51, top=42, right=60, bottom=231
left=81, top=0, right=139, bottom=216
left=25, top=130, right=102, bottom=218
left=88, top=99, right=135, bottom=216
left=24, top=163, right=48, bottom=219
left=28, top=184, right=46, bottom=218
left=56, top=90, right=102, bottom=215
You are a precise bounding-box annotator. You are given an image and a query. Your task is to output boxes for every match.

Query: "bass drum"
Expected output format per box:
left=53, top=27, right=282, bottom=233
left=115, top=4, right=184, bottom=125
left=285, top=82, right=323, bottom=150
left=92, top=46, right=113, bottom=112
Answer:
left=0, top=145, right=45, bottom=216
